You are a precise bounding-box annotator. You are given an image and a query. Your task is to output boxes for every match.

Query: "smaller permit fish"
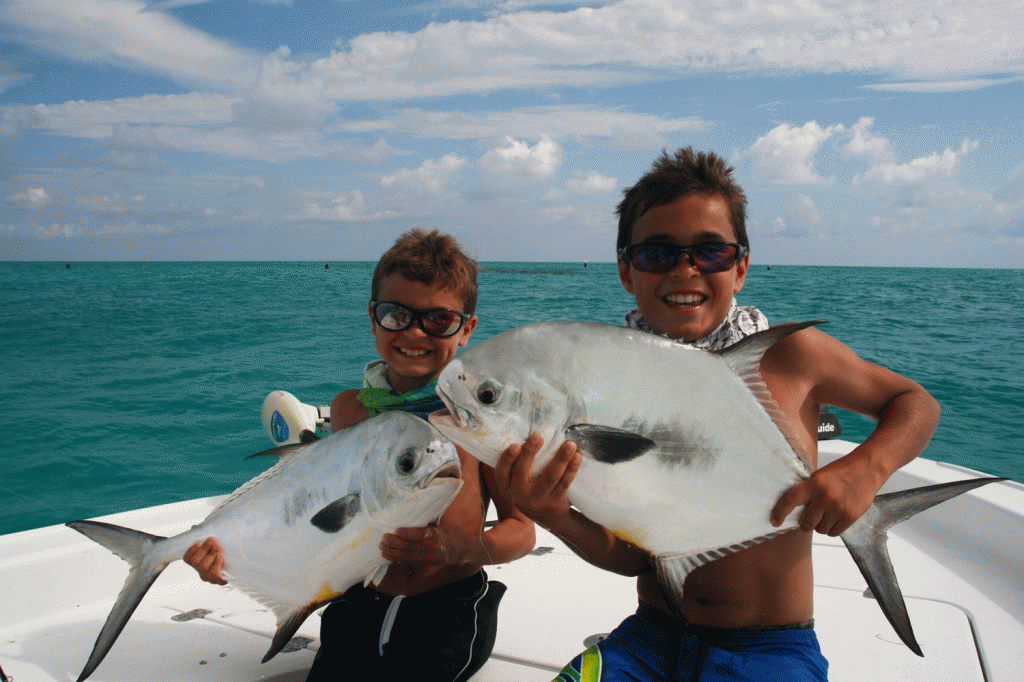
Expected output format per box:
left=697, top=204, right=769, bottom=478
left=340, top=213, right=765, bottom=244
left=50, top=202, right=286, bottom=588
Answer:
left=429, top=320, right=1006, bottom=656
left=66, top=411, right=462, bottom=682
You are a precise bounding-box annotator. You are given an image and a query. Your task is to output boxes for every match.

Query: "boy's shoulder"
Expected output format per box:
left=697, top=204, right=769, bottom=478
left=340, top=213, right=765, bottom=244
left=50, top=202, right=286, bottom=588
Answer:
left=331, top=388, right=369, bottom=431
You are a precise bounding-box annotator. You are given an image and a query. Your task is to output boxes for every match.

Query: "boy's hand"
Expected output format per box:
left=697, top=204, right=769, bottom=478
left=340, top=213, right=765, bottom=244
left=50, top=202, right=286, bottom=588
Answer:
left=770, top=454, right=885, bottom=536
left=380, top=525, right=458, bottom=565
left=183, top=537, right=228, bottom=585
left=495, top=433, right=581, bottom=532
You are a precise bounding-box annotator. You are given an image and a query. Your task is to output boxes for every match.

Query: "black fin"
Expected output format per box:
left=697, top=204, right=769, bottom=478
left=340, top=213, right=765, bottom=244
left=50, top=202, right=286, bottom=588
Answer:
left=65, top=521, right=172, bottom=682
left=262, top=603, right=322, bottom=663
left=245, top=442, right=307, bottom=460
left=310, top=494, right=361, bottom=533
left=566, top=424, right=657, bottom=463
left=839, top=476, right=1007, bottom=657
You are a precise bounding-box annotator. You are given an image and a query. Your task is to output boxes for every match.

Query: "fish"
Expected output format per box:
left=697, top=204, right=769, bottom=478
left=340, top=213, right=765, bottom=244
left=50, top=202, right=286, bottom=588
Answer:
left=66, top=411, right=462, bottom=682
left=428, top=320, right=1006, bottom=656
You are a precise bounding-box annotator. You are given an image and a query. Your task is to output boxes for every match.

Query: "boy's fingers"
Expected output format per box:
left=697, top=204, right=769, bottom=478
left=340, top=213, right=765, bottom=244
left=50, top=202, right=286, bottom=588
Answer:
left=770, top=484, right=808, bottom=527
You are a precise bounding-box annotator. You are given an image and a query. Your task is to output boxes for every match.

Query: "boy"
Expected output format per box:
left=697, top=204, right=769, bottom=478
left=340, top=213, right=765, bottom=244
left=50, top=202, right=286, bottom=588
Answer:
left=494, top=148, right=940, bottom=681
left=185, top=229, right=535, bottom=681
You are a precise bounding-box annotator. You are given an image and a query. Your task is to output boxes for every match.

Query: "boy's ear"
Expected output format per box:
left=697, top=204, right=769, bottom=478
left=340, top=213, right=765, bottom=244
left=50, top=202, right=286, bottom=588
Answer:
left=457, top=315, right=478, bottom=347
left=618, top=258, right=635, bottom=295
left=733, top=252, right=750, bottom=294
left=367, top=302, right=378, bottom=330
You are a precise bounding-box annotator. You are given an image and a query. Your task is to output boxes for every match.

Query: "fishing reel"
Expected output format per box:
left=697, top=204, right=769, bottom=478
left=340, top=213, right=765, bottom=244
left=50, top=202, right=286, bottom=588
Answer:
left=261, top=390, right=331, bottom=445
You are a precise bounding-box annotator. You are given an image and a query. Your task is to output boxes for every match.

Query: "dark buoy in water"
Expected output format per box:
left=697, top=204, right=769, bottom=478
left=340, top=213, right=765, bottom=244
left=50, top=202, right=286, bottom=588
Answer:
left=66, top=263, right=71, bottom=268
left=766, top=266, right=771, bottom=271
left=584, top=260, right=588, bottom=268
left=325, top=263, right=329, bottom=269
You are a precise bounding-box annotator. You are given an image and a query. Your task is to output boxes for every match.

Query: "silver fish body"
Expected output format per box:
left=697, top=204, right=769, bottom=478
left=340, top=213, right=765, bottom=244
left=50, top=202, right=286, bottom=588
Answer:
left=67, top=411, right=462, bottom=681
left=429, top=320, right=1004, bottom=656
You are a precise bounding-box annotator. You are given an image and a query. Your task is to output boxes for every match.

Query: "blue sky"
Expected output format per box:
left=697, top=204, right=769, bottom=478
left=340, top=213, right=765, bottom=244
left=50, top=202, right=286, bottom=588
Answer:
left=1, top=0, right=1022, bottom=266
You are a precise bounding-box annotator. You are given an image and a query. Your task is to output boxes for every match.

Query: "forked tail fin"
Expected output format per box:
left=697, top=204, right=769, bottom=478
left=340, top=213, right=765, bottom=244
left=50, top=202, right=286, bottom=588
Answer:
left=65, top=520, right=174, bottom=682
left=839, top=476, right=1007, bottom=656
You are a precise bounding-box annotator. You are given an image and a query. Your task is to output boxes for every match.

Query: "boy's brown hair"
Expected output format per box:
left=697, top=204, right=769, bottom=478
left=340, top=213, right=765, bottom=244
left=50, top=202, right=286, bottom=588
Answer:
left=371, top=229, right=479, bottom=314
left=616, top=147, right=749, bottom=252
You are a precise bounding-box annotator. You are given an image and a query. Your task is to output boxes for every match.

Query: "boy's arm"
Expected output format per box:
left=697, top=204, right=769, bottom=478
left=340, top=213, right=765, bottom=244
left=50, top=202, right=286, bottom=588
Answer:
left=495, top=434, right=654, bottom=577
left=769, top=328, right=941, bottom=536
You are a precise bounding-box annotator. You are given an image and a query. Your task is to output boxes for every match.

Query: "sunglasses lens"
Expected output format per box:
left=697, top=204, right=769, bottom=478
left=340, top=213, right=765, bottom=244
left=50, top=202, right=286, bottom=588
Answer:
left=421, top=311, right=464, bottom=337
left=375, top=303, right=411, bottom=331
left=631, top=245, right=676, bottom=273
left=692, top=243, right=738, bottom=273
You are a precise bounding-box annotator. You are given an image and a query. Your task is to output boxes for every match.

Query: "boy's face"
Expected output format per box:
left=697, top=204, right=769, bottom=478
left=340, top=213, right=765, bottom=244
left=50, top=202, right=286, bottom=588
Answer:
left=370, top=274, right=477, bottom=393
left=618, top=192, right=749, bottom=342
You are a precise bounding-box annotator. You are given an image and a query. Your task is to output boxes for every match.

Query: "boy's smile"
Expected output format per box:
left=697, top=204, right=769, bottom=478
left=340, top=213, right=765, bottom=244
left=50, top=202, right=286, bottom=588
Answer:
left=371, top=274, right=477, bottom=394
left=618, top=192, right=749, bottom=342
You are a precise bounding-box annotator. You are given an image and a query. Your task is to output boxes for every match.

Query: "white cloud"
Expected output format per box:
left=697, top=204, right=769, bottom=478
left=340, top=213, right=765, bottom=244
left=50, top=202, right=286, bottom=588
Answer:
left=862, top=76, right=1024, bottom=93
left=0, top=0, right=257, bottom=89
left=298, top=190, right=396, bottom=222
left=477, top=135, right=562, bottom=186
left=9, top=187, right=50, bottom=207
left=844, top=117, right=893, bottom=163
left=736, top=121, right=844, bottom=184
left=862, top=139, right=977, bottom=184
left=381, top=154, right=468, bottom=201
left=35, top=223, right=85, bottom=238
left=566, top=171, right=617, bottom=195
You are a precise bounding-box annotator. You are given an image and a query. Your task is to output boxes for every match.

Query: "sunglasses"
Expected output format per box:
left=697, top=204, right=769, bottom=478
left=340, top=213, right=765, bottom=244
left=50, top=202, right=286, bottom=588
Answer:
left=617, top=241, right=748, bottom=274
left=370, top=301, right=471, bottom=339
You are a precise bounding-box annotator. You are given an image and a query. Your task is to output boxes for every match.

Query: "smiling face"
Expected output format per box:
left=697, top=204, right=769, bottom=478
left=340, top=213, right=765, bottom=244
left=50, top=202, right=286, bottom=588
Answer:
left=618, top=192, right=749, bottom=342
left=371, top=274, right=477, bottom=394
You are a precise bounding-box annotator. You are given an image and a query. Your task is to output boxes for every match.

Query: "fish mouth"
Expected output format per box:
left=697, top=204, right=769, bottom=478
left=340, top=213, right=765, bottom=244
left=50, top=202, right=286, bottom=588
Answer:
left=421, top=462, right=462, bottom=488
left=429, top=387, right=472, bottom=430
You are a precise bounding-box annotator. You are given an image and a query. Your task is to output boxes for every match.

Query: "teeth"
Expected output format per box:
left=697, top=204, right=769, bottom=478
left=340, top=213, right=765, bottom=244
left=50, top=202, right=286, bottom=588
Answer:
left=400, top=348, right=429, bottom=357
left=664, top=293, right=705, bottom=305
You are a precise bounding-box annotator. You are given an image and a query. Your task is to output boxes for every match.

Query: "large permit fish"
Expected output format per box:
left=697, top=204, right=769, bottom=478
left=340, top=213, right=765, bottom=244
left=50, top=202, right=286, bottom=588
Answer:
left=67, top=411, right=462, bottom=682
left=428, top=320, right=1004, bottom=656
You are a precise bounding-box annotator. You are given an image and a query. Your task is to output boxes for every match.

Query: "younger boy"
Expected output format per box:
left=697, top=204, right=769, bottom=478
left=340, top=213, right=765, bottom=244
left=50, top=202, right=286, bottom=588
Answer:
left=186, top=229, right=535, bottom=681
left=494, top=148, right=940, bottom=681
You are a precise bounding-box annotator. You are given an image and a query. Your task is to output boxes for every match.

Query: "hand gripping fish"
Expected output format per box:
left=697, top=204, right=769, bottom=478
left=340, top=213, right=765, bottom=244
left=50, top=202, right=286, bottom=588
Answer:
left=66, top=411, right=462, bottom=682
left=428, top=320, right=1006, bottom=656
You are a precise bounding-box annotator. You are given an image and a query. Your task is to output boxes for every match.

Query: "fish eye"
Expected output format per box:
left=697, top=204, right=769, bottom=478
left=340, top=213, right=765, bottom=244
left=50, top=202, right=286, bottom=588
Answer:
left=476, top=382, right=500, bottom=405
left=397, top=450, right=418, bottom=474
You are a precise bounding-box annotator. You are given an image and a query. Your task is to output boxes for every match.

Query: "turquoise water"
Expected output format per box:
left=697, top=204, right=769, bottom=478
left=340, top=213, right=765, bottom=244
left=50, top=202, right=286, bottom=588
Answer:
left=2, top=262, right=1022, bottom=535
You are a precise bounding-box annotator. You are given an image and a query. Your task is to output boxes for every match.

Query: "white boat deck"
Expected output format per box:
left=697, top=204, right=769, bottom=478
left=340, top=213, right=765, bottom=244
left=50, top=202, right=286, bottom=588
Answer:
left=2, top=440, right=1022, bottom=681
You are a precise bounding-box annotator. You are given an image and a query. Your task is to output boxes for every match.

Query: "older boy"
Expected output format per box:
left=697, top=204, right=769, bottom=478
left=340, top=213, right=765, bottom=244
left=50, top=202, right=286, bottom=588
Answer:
left=495, top=148, right=940, bottom=681
left=186, top=229, right=535, bottom=681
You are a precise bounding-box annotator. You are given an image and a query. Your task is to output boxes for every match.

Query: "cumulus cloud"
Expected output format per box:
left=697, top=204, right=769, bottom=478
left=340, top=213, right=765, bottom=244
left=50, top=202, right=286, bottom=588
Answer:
left=736, top=121, right=844, bottom=184
left=8, top=187, right=51, bottom=208
left=477, top=135, right=561, bottom=185
left=861, top=139, right=977, bottom=184
left=381, top=154, right=468, bottom=201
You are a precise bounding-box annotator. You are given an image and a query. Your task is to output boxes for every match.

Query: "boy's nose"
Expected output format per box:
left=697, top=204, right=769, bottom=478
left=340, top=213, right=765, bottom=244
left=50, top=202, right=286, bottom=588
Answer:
left=669, top=252, right=701, bottom=276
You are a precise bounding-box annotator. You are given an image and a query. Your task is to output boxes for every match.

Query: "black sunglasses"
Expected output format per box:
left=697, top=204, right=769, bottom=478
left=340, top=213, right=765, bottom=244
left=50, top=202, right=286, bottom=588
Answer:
left=617, top=241, right=748, bottom=274
left=370, top=301, right=471, bottom=338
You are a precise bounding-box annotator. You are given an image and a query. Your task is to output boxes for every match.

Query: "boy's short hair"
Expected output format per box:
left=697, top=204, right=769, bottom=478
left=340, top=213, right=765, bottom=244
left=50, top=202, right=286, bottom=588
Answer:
left=371, top=229, right=479, bottom=314
left=616, top=147, right=748, bottom=252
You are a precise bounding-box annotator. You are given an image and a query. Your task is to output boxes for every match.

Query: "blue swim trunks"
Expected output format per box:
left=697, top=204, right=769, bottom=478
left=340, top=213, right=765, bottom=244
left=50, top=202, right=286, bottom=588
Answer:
left=553, top=604, right=828, bottom=682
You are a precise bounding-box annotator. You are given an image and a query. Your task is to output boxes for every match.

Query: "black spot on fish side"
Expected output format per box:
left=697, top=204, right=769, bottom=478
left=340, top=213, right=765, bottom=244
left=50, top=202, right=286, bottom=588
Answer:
left=310, top=494, right=361, bottom=533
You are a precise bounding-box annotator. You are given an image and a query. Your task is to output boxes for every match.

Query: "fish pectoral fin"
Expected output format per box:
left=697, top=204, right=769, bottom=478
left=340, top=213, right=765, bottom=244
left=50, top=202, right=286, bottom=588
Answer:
left=364, top=563, right=389, bottom=587
left=566, top=424, right=656, bottom=463
left=310, top=494, right=361, bottom=533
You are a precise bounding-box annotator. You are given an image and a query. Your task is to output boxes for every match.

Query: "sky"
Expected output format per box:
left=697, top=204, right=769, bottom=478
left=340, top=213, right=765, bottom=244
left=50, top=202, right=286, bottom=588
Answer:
left=0, top=0, right=1022, bottom=267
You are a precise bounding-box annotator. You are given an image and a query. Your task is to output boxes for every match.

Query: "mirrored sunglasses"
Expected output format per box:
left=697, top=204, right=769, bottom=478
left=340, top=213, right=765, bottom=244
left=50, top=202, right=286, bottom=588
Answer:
left=371, top=301, right=470, bottom=338
left=617, top=241, right=748, bottom=274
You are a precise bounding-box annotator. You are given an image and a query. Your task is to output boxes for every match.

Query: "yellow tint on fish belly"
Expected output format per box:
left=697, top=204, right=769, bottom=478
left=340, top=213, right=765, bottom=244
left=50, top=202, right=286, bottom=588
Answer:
left=315, top=582, right=341, bottom=603
left=611, top=527, right=647, bottom=547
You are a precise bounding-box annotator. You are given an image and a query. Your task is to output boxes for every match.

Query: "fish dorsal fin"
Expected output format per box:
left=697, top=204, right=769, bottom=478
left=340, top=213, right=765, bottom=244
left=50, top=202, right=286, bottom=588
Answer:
left=655, top=528, right=793, bottom=617
left=244, top=438, right=312, bottom=460
left=310, top=494, right=361, bottom=533
left=715, top=321, right=824, bottom=471
left=566, top=424, right=657, bottom=464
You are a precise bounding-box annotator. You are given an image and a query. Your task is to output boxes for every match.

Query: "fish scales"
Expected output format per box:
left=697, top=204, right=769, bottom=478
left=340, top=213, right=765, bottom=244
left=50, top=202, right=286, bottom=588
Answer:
left=429, top=320, right=1006, bottom=656
left=66, top=411, right=462, bottom=681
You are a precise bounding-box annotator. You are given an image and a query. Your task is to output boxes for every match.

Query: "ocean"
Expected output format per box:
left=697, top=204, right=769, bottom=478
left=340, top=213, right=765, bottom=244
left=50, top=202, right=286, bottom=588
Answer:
left=2, top=261, right=1022, bottom=536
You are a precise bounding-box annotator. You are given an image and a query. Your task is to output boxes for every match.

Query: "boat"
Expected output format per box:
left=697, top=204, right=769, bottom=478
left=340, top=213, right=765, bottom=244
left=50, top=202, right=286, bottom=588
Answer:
left=2, top=401, right=1022, bottom=681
